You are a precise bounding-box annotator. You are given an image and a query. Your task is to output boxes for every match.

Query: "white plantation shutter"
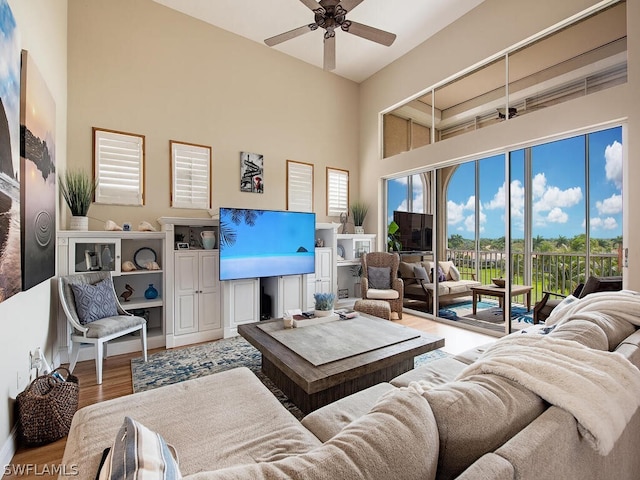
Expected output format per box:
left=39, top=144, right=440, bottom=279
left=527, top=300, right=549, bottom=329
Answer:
left=171, top=141, right=211, bottom=209
left=327, top=167, right=349, bottom=217
left=93, top=128, right=144, bottom=205
left=287, top=160, right=313, bottom=212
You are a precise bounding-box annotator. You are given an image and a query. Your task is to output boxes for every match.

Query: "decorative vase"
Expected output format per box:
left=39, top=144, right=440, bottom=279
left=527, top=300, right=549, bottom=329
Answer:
left=69, top=215, right=88, bottom=231
left=314, top=309, right=334, bottom=317
left=354, top=226, right=365, bottom=234
left=144, top=284, right=158, bottom=300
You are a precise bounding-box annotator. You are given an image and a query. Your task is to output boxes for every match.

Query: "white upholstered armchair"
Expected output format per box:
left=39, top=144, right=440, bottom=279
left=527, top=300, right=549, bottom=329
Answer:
left=58, top=271, right=147, bottom=384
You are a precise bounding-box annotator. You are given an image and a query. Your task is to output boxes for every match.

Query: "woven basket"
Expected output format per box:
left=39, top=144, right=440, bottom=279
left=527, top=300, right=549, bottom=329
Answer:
left=16, top=367, right=79, bottom=446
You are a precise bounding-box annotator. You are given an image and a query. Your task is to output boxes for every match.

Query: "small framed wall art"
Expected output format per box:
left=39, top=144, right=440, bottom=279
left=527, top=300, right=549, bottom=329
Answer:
left=240, top=151, right=264, bottom=193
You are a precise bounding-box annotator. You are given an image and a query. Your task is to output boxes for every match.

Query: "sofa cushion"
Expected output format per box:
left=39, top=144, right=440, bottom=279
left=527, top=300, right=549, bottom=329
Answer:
left=368, top=266, right=391, bottom=289
left=301, top=383, right=396, bottom=442
left=438, top=261, right=457, bottom=281
left=391, top=357, right=468, bottom=388
left=449, top=264, right=461, bottom=282
left=61, top=368, right=322, bottom=477
left=615, top=329, right=640, bottom=368
left=414, top=265, right=430, bottom=282
left=367, top=288, right=399, bottom=300
left=184, top=387, right=440, bottom=480
left=453, top=342, right=496, bottom=365
left=399, top=261, right=417, bottom=285
left=548, top=319, right=608, bottom=350
left=420, top=374, right=547, bottom=480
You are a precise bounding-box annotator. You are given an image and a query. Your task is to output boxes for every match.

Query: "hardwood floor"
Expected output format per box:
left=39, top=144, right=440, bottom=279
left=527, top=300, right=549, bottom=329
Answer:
left=5, top=312, right=494, bottom=479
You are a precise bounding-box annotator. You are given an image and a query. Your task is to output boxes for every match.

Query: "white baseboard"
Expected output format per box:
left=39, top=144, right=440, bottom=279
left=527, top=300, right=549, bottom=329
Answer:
left=0, top=426, right=18, bottom=479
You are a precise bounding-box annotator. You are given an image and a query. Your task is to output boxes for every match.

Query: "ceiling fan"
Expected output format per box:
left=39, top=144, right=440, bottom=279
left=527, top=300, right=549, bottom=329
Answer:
left=264, top=0, right=396, bottom=71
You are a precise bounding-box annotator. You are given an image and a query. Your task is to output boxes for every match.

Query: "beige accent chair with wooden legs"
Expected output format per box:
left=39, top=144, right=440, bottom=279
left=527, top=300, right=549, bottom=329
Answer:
left=360, top=252, right=404, bottom=319
left=58, top=271, right=147, bottom=384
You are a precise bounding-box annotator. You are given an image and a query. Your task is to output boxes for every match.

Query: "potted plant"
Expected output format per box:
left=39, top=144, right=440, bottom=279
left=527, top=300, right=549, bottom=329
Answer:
left=350, top=201, right=368, bottom=234
left=313, top=292, right=336, bottom=317
left=59, top=169, right=97, bottom=231
left=387, top=220, right=402, bottom=252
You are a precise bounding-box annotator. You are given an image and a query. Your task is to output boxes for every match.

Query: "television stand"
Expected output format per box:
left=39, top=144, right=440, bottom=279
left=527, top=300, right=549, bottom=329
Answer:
left=397, top=251, right=433, bottom=261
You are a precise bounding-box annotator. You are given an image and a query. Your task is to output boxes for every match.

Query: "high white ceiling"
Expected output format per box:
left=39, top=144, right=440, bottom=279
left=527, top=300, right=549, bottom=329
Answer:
left=151, top=0, right=485, bottom=83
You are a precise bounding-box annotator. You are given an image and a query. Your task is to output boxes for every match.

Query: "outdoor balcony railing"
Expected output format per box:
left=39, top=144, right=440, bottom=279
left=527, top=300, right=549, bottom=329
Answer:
left=447, top=249, right=621, bottom=306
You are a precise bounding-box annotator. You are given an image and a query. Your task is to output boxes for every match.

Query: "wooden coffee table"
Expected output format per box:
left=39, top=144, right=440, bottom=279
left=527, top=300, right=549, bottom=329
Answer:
left=471, top=284, right=533, bottom=322
left=238, top=314, right=444, bottom=413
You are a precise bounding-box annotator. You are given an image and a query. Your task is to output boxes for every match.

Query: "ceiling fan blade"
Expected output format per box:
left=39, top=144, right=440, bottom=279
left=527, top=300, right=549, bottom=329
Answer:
left=299, top=0, right=325, bottom=14
left=343, top=20, right=396, bottom=46
left=265, top=25, right=313, bottom=47
left=339, top=0, right=364, bottom=13
left=324, top=34, right=336, bottom=71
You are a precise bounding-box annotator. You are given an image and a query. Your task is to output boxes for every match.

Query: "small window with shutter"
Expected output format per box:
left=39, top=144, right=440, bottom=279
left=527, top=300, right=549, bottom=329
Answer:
left=170, top=140, right=212, bottom=209
left=93, top=127, right=145, bottom=206
left=287, top=160, right=313, bottom=212
left=326, top=167, right=349, bottom=217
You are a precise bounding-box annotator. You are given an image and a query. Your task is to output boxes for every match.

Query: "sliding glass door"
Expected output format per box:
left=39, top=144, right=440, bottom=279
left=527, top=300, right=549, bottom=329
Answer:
left=390, top=125, right=623, bottom=334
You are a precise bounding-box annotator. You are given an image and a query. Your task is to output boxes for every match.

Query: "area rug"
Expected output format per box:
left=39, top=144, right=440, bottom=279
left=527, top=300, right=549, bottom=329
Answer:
left=438, top=299, right=534, bottom=324
left=131, top=336, right=449, bottom=420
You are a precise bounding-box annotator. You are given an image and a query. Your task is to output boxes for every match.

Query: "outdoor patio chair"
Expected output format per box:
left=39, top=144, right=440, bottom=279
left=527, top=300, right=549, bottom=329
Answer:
left=533, top=275, right=622, bottom=324
left=58, top=271, right=147, bottom=384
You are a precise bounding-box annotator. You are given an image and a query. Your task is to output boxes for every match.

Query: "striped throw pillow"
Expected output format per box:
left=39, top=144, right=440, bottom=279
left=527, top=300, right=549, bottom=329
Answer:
left=98, top=417, right=181, bottom=480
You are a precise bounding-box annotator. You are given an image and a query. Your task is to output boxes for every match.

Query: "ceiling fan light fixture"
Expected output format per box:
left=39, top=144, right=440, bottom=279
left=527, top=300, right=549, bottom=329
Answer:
left=265, top=0, right=396, bottom=71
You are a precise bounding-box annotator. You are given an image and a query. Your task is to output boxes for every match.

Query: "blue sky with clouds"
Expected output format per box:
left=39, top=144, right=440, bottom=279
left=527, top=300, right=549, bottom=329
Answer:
left=388, top=126, right=623, bottom=240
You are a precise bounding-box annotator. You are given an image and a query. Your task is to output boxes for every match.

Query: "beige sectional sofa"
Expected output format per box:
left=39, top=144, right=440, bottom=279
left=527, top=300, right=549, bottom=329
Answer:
left=60, top=292, right=640, bottom=480
left=399, top=259, right=481, bottom=306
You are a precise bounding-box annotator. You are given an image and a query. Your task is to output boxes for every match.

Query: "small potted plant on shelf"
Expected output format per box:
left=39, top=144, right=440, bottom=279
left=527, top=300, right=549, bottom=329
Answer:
left=313, top=292, right=336, bottom=317
left=350, top=201, right=368, bottom=234
left=59, top=169, right=97, bottom=231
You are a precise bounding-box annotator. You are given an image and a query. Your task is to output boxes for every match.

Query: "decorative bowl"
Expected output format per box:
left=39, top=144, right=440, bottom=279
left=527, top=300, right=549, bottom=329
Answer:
left=492, top=278, right=506, bottom=287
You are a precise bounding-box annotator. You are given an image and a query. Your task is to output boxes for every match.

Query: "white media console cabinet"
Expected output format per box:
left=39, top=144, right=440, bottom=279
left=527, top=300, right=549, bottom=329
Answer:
left=56, top=218, right=377, bottom=360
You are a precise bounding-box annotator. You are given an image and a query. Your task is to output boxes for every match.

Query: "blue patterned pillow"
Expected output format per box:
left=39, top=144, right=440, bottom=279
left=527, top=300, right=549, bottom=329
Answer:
left=368, top=266, right=391, bottom=289
left=71, top=278, right=119, bottom=325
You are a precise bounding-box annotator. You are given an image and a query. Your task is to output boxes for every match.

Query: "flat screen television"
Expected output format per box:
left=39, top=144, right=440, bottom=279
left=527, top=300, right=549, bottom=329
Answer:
left=393, top=210, right=433, bottom=252
left=219, top=207, right=316, bottom=281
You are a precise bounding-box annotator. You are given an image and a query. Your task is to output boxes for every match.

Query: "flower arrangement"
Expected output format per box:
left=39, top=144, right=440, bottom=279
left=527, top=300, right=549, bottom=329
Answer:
left=313, top=292, right=335, bottom=311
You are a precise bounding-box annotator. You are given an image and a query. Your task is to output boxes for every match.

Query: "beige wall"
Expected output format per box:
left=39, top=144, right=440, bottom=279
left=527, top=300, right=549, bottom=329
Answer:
left=66, top=0, right=360, bottom=230
left=359, top=0, right=640, bottom=290
left=1, top=0, right=67, bottom=461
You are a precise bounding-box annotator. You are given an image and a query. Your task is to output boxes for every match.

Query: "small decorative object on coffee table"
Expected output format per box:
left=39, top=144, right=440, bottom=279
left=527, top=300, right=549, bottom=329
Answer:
left=492, top=277, right=506, bottom=287
left=314, top=292, right=335, bottom=317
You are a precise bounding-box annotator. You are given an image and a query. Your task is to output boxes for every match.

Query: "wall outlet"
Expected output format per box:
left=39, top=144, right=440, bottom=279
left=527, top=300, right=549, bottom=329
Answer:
left=17, top=370, right=26, bottom=390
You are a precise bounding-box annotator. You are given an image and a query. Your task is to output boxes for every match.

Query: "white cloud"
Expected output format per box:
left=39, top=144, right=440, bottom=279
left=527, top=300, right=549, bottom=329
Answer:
left=532, top=173, right=547, bottom=199
left=448, top=196, right=484, bottom=233
left=391, top=177, right=408, bottom=186
left=596, top=193, right=622, bottom=215
left=447, top=200, right=466, bottom=225
left=590, top=217, right=618, bottom=230
left=546, top=207, right=568, bottom=223
left=604, top=140, right=623, bottom=189
left=533, top=185, right=583, bottom=213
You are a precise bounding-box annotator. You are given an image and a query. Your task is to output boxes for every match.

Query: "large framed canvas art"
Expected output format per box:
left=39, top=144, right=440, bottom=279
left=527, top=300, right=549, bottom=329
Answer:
left=20, top=50, right=56, bottom=290
left=0, top=0, right=21, bottom=303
